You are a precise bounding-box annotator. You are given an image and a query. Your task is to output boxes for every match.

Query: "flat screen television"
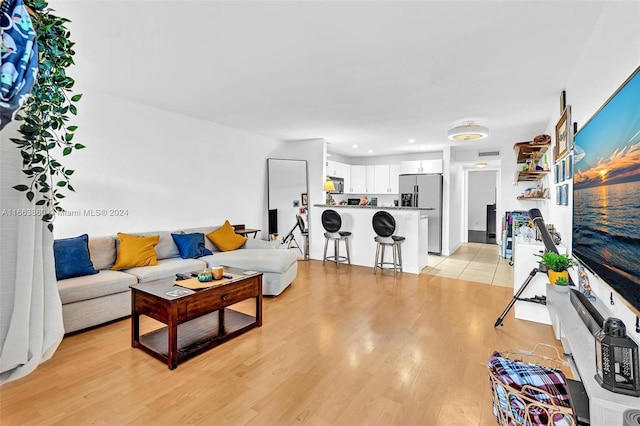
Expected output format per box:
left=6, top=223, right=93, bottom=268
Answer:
left=572, top=65, right=640, bottom=316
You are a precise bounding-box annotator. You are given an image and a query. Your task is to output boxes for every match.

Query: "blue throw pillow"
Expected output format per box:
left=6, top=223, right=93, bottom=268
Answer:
left=53, top=234, right=99, bottom=280
left=171, top=233, right=213, bottom=259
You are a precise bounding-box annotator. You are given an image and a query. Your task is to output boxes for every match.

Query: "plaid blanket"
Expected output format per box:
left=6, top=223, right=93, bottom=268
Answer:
left=488, top=351, right=572, bottom=425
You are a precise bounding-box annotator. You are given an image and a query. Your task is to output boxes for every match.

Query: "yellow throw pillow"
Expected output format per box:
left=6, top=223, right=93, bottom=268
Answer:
left=206, top=220, right=248, bottom=252
left=111, top=233, right=160, bottom=270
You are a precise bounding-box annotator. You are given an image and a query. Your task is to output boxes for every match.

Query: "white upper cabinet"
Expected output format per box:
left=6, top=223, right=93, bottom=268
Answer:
left=373, top=164, right=388, bottom=193
left=389, top=164, right=400, bottom=193
left=350, top=165, right=366, bottom=193
left=365, top=165, right=376, bottom=194
left=327, top=160, right=349, bottom=178
left=400, top=159, right=443, bottom=174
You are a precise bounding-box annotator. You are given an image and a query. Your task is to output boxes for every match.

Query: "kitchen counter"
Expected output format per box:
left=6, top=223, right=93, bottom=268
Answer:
left=313, top=204, right=434, bottom=211
left=310, top=205, right=429, bottom=273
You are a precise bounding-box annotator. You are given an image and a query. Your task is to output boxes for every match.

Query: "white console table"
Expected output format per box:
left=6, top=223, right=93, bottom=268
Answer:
left=546, top=285, right=639, bottom=424
left=513, top=238, right=553, bottom=324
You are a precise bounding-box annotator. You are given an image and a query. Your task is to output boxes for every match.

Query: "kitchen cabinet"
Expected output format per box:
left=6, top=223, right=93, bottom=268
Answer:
left=373, top=164, right=389, bottom=193
left=327, top=160, right=349, bottom=178
left=365, top=165, right=375, bottom=193
left=373, top=164, right=401, bottom=193
left=400, top=159, right=443, bottom=174
left=389, top=164, right=400, bottom=193
left=349, top=165, right=366, bottom=193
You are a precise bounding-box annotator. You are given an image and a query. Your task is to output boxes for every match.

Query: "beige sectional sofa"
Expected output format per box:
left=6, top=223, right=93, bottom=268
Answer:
left=57, top=225, right=298, bottom=333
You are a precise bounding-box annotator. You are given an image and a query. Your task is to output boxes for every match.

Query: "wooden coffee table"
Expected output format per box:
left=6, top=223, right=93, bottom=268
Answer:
left=130, top=266, right=262, bottom=369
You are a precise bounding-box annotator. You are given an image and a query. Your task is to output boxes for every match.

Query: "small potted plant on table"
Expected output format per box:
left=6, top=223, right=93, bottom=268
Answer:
left=535, top=251, right=576, bottom=287
left=553, top=276, right=570, bottom=293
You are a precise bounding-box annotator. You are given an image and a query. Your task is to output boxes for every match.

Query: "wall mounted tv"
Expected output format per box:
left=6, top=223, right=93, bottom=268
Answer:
left=572, top=65, right=640, bottom=316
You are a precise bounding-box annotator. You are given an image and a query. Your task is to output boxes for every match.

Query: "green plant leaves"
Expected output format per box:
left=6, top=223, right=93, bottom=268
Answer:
left=11, top=1, right=82, bottom=231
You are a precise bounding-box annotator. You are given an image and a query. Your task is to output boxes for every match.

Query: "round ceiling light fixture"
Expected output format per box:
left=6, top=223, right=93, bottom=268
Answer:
left=447, top=122, right=489, bottom=141
left=475, top=162, right=488, bottom=168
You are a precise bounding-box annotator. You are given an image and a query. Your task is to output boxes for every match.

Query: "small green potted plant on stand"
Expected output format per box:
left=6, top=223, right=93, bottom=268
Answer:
left=535, top=251, right=576, bottom=289
left=553, top=276, right=570, bottom=293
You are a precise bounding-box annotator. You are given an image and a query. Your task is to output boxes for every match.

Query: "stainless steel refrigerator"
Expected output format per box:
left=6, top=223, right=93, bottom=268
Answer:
left=399, top=173, right=443, bottom=254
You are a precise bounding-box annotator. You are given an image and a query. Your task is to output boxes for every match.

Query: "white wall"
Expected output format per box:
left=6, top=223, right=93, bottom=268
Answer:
left=53, top=91, right=284, bottom=239
left=501, top=2, right=640, bottom=339
left=467, top=170, right=496, bottom=231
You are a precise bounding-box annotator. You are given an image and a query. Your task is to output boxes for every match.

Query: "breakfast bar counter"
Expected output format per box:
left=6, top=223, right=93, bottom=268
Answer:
left=309, top=205, right=429, bottom=274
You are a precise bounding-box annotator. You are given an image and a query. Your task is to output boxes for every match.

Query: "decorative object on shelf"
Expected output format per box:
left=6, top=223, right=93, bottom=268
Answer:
left=554, top=106, right=572, bottom=162
left=533, top=134, right=552, bottom=145
left=535, top=251, right=576, bottom=285
left=543, top=154, right=549, bottom=171
left=594, top=317, right=640, bottom=397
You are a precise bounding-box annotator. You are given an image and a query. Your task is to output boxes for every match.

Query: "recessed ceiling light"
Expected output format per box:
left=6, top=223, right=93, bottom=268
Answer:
left=367, top=149, right=374, bottom=154
left=327, top=153, right=332, bottom=157
left=448, top=122, right=489, bottom=141
left=475, top=162, right=488, bottom=168
left=408, top=139, right=416, bottom=144
left=352, top=144, right=358, bottom=149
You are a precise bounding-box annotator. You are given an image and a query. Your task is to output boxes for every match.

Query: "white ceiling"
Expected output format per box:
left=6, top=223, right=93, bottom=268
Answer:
left=57, top=1, right=615, bottom=158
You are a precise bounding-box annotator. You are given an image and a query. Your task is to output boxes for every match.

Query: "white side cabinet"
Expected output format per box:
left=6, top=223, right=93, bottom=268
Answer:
left=512, top=238, right=551, bottom=325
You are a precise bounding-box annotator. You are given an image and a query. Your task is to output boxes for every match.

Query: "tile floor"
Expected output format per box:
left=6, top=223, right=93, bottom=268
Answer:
left=422, top=242, right=514, bottom=287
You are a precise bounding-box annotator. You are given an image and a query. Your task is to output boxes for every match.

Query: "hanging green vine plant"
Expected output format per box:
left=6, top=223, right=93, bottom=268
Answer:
left=10, top=0, right=83, bottom=231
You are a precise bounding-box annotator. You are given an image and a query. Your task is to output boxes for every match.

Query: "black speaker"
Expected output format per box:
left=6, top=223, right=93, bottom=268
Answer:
left=268, top=209, right=278, bottom=235
left=574, top=121, right=578, bottom=135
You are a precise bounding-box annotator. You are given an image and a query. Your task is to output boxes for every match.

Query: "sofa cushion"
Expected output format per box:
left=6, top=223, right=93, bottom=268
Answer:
left=201, top=249, right=297, bottom=274
left=58, top=270, right=137, bottom=304
left=181, top=226, right=218, bottom=252
left=206, top=220, right=247, bottom=252
left=89, top=235, right=117, bottom=270
left=53, top=234, right=99, bottom=280
left=112, top=233, right=159, bottom=270
left=123, top=257, right=207, bottom=283
left=171, top=233, right=213, bottom=259
left=131, top=230, right=180, bottom=260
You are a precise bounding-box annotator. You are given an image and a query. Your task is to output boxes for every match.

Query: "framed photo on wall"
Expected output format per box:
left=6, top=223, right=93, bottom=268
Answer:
left=567, top=154, right=573, bottom=178
left=301, top=193, right=308, bottom=206
left=555, top=105, right=572, bottom=162
left=556, top=185, right=562, bottom=205
left=562, top=184, right=569, bottom=206
left=561, top=158, right=566, bottom=182
left=554, top=163, right=560, bottom=183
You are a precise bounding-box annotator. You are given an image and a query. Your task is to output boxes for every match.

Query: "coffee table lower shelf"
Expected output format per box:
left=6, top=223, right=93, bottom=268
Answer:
left=137, top=309, right=256, bottom=366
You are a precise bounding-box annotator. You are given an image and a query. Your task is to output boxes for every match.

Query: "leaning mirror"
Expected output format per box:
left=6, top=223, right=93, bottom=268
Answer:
left=267, top=159, right=308, bottom=249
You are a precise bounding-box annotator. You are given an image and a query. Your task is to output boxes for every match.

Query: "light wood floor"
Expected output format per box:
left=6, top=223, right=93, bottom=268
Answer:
left=0, top=260, right=563, bottom=426
left=424, top=243, right=514, bottom=287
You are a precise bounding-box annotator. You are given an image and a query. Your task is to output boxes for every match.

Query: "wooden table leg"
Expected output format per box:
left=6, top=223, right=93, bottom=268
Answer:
left=167, top=306, right=178, bottom=370
left=218, top=308, right=225, bottom=336
left=131, top=292, right=140, bottom=348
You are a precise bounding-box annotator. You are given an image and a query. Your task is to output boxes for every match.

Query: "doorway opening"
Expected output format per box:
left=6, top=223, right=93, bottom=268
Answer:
left=465, top=169, right=499, bottom=244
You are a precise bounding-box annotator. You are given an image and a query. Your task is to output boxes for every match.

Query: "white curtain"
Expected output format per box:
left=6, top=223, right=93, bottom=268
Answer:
left=0, top=122, right=64, bottom=384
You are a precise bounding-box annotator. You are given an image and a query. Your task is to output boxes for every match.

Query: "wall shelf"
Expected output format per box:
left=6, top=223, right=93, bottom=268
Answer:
left=513, top=142, right=550, bottom=164
left=514, top=170, right=550, bottom=182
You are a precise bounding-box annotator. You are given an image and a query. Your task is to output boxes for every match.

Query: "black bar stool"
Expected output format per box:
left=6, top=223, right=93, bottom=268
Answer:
left=372, top=211, right=405, bottom=276
left=321, top=209, right=351, bottom=267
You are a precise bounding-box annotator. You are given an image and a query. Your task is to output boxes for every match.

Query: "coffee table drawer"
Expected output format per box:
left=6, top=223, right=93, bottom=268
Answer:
left=186, top=278, right=259, bottom=320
